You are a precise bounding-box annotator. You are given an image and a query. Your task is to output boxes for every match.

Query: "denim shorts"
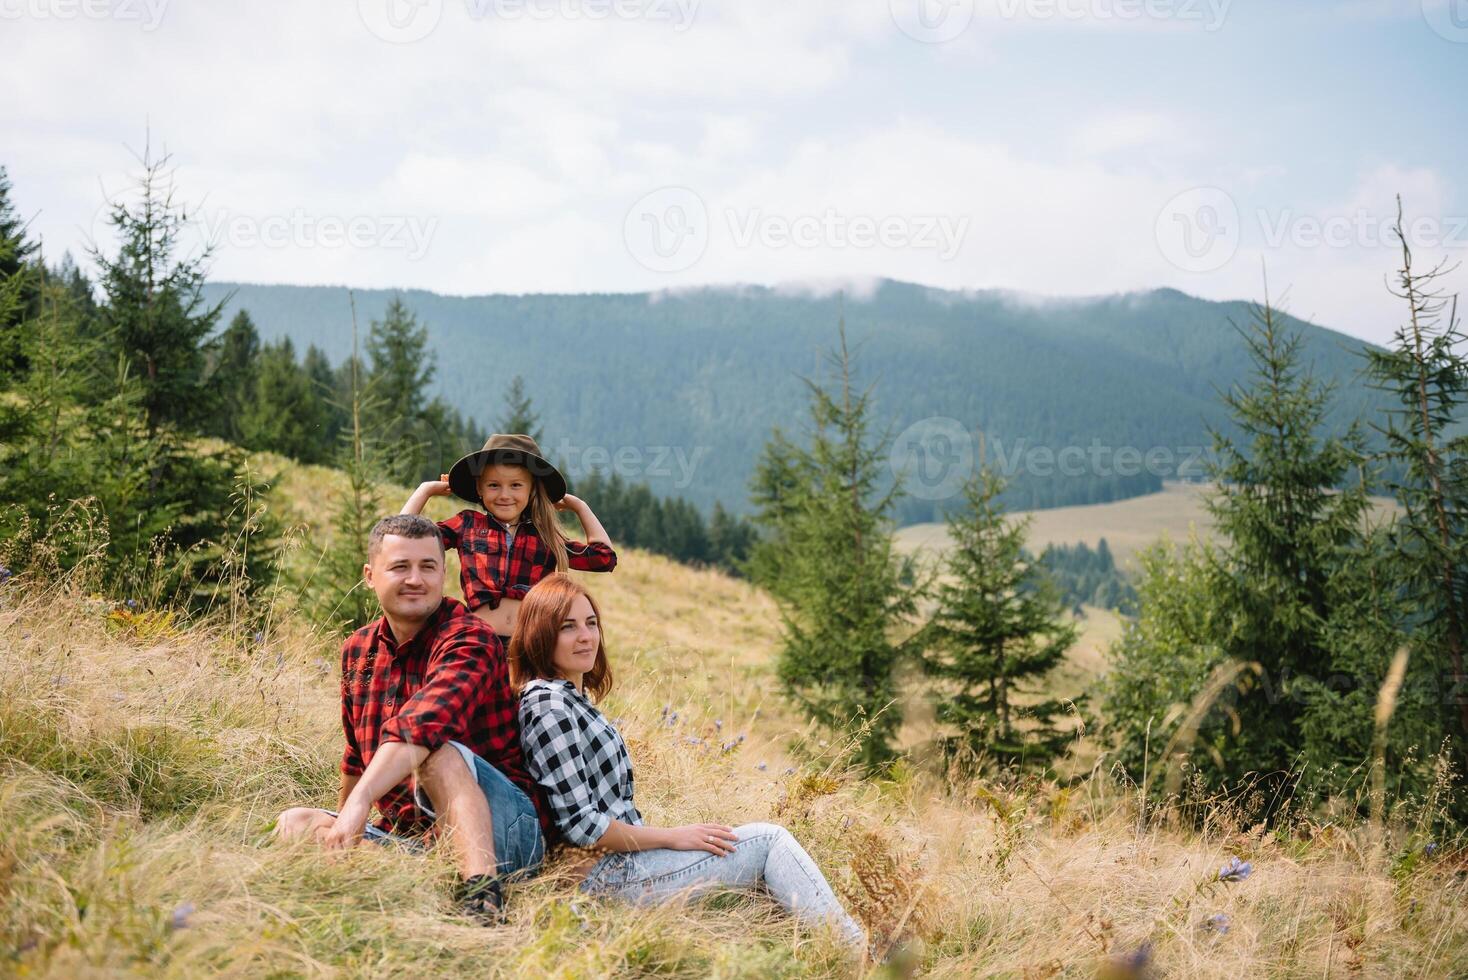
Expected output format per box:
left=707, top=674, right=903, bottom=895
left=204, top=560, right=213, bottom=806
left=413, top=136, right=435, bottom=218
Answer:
left=335, top=741, right=545, bottom=878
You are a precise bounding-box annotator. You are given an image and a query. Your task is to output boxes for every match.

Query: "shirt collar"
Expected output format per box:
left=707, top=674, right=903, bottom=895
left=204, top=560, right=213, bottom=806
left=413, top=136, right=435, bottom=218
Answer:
left=374, top=597, right=456, bottom=655
left=524, top=676, right=585, bottom=699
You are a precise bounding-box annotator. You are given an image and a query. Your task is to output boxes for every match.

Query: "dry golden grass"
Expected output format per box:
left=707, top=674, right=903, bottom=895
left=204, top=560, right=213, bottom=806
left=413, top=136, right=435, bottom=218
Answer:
left=895, top=482, right=1401, bottom=574
left=1, top=466, right=1464, bottom=978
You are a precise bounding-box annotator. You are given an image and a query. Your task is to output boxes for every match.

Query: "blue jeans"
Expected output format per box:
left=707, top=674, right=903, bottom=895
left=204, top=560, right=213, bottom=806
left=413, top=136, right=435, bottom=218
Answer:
left=337, top=741, right=545, bottom=878
left=580, top=822, right=867, bottom=949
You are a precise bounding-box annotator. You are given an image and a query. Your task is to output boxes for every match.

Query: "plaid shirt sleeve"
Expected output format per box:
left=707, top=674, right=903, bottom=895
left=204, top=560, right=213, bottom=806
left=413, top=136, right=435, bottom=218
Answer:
left=378, top=618, right=492, bottom=752
left=340, top=642, right=365, bottom=776
left=519, top=690, right=612, bottom=847
left=436, top=510, right=470, bottom=550
left=565, top=540, right=617, bottom=572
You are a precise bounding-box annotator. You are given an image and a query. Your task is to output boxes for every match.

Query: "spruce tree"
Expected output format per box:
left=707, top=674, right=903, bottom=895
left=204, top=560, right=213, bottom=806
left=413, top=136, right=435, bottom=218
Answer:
left=922, top=469, right=1079, bottom=774
left=500, top=374, right=541, bottom=441
left=240, top=337, right=329, bottom=463
left=1361, top=200, right=1468, bottom=768
left=0, top=166, right=39, bottom=378
left=364, top=296, right=436, bottom=482
left=749, top=309, right=919, bottom=769
left=209, top=309, right=260, bottom=444
left=302, top=296, right=388, bottom=633
left=89, top=145, right=224, bottom=435
left=1201, top=285, right=1372, bottom=783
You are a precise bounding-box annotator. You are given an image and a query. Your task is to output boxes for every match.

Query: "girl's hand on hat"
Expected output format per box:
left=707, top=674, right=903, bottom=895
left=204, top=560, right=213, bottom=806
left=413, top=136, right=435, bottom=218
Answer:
left=555, top=493, right=584, bottom=512
left=418, top=478, right=451, bottom=497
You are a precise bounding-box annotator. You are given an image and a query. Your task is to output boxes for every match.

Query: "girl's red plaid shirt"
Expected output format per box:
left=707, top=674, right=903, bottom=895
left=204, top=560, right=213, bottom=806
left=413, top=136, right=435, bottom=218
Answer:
left=435, top=510, right=617, bottom=612
left=338, top=596, right=550, bottom=836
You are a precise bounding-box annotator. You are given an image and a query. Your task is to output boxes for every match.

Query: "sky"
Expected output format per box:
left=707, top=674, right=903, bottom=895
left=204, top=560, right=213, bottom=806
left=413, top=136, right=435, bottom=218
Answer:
left=3, top=0, right=1466, bottom=346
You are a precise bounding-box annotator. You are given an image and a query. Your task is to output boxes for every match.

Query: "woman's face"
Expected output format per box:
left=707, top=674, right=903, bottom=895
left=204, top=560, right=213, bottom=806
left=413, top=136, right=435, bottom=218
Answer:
left=551, top=593, right=600, bottom=684
left=477, top=463, right=532, bottom=523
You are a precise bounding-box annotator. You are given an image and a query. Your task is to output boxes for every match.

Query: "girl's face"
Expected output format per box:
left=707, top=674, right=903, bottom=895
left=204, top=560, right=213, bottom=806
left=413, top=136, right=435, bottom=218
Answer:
left=477, top=463, right=532, bottom=523
left=551, top=593, right=600, bottom=686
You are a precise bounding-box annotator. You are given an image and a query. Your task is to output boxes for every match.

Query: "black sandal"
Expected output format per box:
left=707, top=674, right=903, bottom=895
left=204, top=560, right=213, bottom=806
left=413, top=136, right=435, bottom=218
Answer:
left=456, top=874, right=506, bottom=926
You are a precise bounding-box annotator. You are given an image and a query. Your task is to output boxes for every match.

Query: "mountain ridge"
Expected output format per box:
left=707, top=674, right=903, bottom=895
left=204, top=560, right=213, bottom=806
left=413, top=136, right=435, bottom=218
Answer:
left=200, top=277, right=1391, bottom=522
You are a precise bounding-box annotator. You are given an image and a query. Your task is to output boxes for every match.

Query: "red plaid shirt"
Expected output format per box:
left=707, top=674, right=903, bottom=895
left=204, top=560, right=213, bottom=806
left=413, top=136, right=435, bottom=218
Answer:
left=339, top=597, right=550, bottom=836
left=436, top=510, right=617, bottom=611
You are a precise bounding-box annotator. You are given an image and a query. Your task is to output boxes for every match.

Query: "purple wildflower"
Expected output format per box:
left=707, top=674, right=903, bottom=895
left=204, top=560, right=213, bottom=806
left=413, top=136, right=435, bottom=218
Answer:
left=1217, top=857, right=1252, bottom=883
left=1202, top=913, right=1230, bottom=934
left=170, top=901, right=195, bottom=930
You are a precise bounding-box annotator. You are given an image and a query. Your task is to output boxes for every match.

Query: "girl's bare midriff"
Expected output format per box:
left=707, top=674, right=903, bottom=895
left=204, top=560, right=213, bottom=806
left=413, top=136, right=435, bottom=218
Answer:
left=471, top=597, right=521, bottom=639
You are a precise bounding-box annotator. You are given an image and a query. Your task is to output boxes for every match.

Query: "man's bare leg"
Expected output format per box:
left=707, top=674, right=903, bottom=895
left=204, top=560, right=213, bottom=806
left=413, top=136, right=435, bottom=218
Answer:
left=417, top=743, right=497, bottom=877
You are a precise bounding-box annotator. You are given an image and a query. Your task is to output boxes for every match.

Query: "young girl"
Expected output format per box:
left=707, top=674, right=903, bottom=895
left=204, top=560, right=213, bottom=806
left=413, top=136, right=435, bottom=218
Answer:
left=401, top=433, right=616, bottom=647
left=510, top=573, right=870, bottom=955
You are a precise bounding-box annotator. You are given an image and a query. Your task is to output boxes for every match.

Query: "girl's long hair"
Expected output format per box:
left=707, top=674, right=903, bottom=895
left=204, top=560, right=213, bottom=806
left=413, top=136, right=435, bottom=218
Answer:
left=524, top=478, right=571, bottom=574
left=508, top=573, right=613, bottom=701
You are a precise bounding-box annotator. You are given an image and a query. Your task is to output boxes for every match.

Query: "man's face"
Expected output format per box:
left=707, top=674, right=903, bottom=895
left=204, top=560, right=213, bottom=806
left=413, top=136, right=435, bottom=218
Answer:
left=363, top=534, right=445, bottom=623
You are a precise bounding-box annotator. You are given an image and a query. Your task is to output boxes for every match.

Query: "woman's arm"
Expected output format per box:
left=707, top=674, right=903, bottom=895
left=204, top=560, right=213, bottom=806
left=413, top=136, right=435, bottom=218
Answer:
left=593, top=819, right=738, bottom=856
left=402, top=475, right=451, bottom=515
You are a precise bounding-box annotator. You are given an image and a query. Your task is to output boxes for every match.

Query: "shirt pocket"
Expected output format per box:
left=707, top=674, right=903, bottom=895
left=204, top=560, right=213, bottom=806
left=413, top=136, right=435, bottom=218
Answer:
left=465, top=526, right=500, bottom=555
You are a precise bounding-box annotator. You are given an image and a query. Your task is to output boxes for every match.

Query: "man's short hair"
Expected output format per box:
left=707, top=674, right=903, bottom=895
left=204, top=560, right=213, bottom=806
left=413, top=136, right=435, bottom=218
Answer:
left=367, top=514, right=444, bottom=562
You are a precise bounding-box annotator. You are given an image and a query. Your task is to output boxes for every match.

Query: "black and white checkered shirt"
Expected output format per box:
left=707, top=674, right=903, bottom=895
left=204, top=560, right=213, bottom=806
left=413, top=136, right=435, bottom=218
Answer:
left=518, top=677, right=642, bottom=847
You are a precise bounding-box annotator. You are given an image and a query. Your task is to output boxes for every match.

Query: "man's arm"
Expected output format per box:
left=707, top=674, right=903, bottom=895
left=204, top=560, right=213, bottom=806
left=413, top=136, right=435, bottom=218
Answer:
left=337, top=773, right=361, bottom=812
left=323, top=742, right=428, bottom=848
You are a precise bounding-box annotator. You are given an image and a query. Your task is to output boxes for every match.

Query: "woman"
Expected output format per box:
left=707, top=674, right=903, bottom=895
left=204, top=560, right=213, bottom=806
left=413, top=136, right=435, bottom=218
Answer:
left=509, top=573, right=869, bottom=953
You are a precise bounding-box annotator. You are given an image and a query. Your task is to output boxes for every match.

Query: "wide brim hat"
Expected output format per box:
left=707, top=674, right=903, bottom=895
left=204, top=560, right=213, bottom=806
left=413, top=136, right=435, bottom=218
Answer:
left=448, top=433, right=567, bottom=505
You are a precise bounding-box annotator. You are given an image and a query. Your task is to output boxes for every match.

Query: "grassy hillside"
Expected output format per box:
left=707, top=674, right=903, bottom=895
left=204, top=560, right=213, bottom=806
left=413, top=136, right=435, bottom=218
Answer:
left=202, top=279, right=1395, bottom=522
left=2, top=460, right=1464, bottom=977
left=897, top=481, right=1402, bottom=574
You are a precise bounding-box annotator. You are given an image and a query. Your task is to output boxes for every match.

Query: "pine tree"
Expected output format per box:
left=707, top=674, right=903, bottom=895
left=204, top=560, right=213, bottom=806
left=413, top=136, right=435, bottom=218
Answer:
left=1361, top=199, right=1468, bottom=769
left=501, top=374, right=541, bottom=441
left=1200, top=283, right=1372, bottom=784
left=0, top=166, right=39, bottom=379
left=365, top=296, right=435, bottom=482
left=749, top=308, right=920, bottom=769
left=302, top=295, right=388, bottom=633
left=303, top=343, right=345, bottom=457
left=208, top=309, right=260, bottom=444
left=922, top=469, right=1079, bottom=774
left=89, top=144, right=224, bottom=436
left=240, top=337, right=329, bottom=463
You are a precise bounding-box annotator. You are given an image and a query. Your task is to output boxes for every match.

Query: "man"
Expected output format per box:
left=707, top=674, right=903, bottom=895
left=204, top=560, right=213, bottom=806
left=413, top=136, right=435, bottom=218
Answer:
left=275, top=514, right=549, bottom=923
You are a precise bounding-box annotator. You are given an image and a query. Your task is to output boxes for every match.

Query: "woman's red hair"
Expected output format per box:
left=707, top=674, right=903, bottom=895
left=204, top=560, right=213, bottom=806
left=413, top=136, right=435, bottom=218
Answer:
left=508, top=573, right=613, bottom=701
